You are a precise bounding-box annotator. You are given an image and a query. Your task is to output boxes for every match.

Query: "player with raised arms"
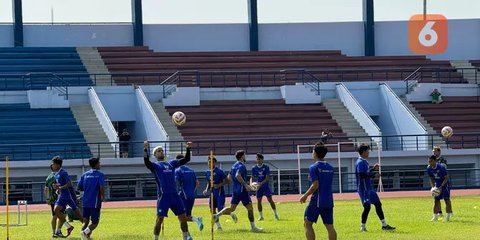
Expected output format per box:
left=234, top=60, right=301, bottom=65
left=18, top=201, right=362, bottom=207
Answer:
left=143, top=141, right=193, bottom=240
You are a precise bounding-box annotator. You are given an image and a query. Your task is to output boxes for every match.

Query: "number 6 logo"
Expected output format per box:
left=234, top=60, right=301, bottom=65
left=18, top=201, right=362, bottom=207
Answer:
left=408, top=14, right=448, bottom=54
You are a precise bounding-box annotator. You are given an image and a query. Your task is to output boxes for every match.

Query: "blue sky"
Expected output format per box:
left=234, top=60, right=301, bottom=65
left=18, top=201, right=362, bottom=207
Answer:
left=0, top=0, right=479, bottom=23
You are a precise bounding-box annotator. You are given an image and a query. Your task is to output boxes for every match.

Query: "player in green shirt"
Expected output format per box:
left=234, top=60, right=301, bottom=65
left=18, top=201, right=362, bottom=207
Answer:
left=45, top=165, right=65, bottom=238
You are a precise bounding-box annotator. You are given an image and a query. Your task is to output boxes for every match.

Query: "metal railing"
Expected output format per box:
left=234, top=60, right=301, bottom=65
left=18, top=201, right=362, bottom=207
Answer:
left=1, top=132, right=480, bottom=161
left=404, top=67, right=422, bottom=94
left=22, top=72, right=69, bottom=99
left=1, top=167, right=479, bottom=204
left=1, top=67, right=476, bottom=91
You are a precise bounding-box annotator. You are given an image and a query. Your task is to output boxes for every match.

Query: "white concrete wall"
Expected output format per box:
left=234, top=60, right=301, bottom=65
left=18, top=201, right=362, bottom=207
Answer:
left=23, top=24, right=132, bottom=47
left=280, top=84, right=321, bottom=104
left=259, top=22, right=364, bottom=56
left=0, top=20, right=478, bottom=60
left=407, top=83, right=479, bottom=102
left=0, top=91, right=28, bottom=103
left=144, top=24, right=249, bottom=52
left=27, top=89, right=69, bottom=108
left=376, top=19, right=480, bottom=60
left=200, top=87, right=282, bottom=101
left=94, top=86, right=137, bottom=121
left=163, top=87, right=200, bottom=106
left=0, top=24, right=13, bottom=47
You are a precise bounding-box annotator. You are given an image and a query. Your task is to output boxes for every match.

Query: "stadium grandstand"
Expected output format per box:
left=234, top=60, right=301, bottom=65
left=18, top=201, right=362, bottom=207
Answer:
left=0, top=0, right=479, bottom=208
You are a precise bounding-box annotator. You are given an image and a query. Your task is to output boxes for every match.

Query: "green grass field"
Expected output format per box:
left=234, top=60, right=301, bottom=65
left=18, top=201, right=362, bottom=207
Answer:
left=1, top=196, right=480, bottom=240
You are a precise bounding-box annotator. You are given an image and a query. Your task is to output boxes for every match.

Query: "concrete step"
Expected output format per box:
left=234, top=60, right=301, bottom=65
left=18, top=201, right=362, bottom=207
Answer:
left=76, top=47, right=115, bottom=86
left=71, top=104, right=116, bottom=158
left=322, top=98, right=371, bottom=143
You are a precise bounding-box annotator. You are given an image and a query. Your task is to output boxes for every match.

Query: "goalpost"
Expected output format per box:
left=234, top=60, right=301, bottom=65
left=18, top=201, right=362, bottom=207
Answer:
left=296, top=141, right=383, bottom=194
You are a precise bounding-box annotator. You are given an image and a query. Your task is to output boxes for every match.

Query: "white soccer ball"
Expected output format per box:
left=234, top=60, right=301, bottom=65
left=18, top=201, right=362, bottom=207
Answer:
left=431, top=187, right=441, bottom=197
left=172, top=111, right=186, bottom=126
left=441, top=126, right=453, bottom=138
left=249, top=182, right=260, bottom=192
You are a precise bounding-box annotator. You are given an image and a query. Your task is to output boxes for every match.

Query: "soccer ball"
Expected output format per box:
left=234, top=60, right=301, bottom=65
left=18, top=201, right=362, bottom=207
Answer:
left=441, top=126, right=453, bottom=138
left=431, top=187, right=441, bottom=197
left=172, top=111, right=186, bottom=126
left=249, top=182, right=260, bottom=192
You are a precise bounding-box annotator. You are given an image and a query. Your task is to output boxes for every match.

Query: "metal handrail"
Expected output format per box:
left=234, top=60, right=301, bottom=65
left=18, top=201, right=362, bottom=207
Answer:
left=1, top=67, right=473, bottom=90
left=403, top=67, right=422, bottom=94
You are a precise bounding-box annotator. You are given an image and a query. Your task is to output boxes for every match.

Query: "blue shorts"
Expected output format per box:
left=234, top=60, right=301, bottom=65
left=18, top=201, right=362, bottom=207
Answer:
left=209, top=191, right=226, bottom=211
left=231, top=191, right=252, bottom=206
left=180, top=195, right=195, bottom=217
left=157, top=193, right=186, bottom=217
left=83, top=207, right=101, bottom=223
left=434, top=185, right=451, bottom=201
left=256, top=185, right=273, bottom=198
left=304, top=205, right=334, bottom=225
left=358, top=190, right=381, bottom=205
left=55, top=197, right=78, bottom=211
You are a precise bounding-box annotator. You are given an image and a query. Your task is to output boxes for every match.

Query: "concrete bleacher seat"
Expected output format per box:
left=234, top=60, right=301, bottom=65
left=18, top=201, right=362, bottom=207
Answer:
left=97, top=46, right=465, bottom=87
left=0, top=47, right=92, bottom=90
left=411, top=96, right=480, bottom=149
left=165, top=99, right=346, bottom=154
left=0, top=103, right=91, bottom=161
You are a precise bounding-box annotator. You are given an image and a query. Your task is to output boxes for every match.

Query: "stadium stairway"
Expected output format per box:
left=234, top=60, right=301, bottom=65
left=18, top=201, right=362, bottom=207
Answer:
left=76, top=47, right=115, bottom=86
left=450, top=60, right=478, bottom=84
left=0, top=47, right=92, bottom=90
left=164, top=99, right=346, bottom=155
left=410, top=96, right=480, bottom=149
left=322, top=98, right=371, bottom=144
left=70, top=105, right=116, bottom=158
left=150, top=102, right=185, bottom=157
left=0, top=103, right=91, bottom=161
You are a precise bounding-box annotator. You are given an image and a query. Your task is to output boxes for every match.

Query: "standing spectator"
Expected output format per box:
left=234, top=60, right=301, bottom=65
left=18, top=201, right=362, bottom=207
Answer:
left=320, top=129, right=333, bottom=144
left=430, top=89, right=443, bottom=104
left=119, top=129, right=131, bottom=158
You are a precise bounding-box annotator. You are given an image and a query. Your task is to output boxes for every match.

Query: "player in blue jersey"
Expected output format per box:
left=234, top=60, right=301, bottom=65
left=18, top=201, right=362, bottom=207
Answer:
left=300, top=143, right=337, bottom=240
left=355, top=144, right=395, bottom=232
left=214, top=150, right=263, bottom=232
left=175, top=154, right=204, bottom=231
left=51, top=156, right=83, bottom=238
left=77, top=157, right=105, bottom=240
left=426, top=155, right=453, bottom=222
left=144, top=141, right=193, bottom=240
left=202, top=157, right=228, bottom=230
left=251, top=153, right=279, bottom=221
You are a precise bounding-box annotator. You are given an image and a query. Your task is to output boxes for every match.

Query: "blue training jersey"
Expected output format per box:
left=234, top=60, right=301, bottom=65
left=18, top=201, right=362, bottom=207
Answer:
left=426, top=164, right=448, bottom=187
left=355, top=158, right=372, bottom=192
left=252, top=164, right=270, bottom=183
left=309, top=161, right=334, bottom=208
left=230, top=161, right=247, bottom=194
left=150, top=159, right=181, bottom=196
left=175, top=165, right=197, bottom=200
left=54, top=168, right=74, bottom=199
left=77, top=169, right=105, bottom=208
left=205, top=167, right=226, bottom=195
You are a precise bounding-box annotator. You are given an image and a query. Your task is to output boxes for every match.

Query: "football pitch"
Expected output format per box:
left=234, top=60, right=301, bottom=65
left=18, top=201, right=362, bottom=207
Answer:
left=1, top=196, right=479, bottom=240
